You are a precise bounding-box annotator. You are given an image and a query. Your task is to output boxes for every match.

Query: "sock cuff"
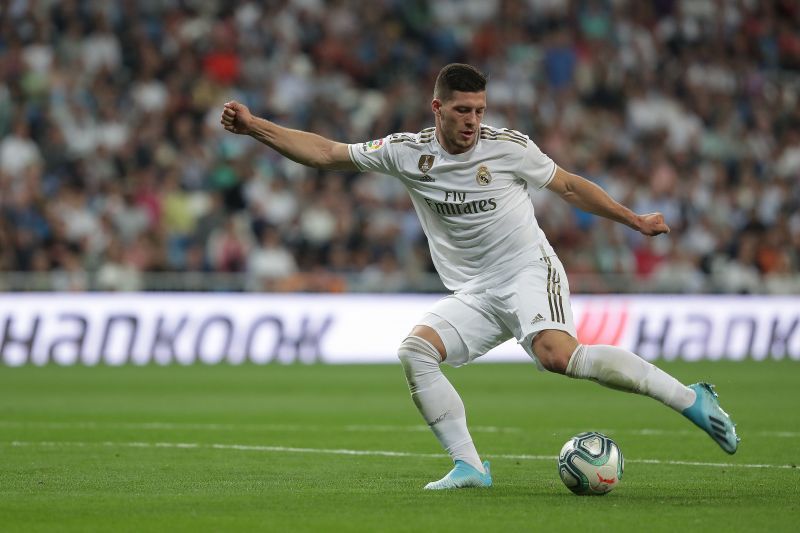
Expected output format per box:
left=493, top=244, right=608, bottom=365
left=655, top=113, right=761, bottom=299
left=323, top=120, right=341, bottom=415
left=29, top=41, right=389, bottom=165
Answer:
left=399, top=335, right=442, bottom=362
left=565, top=344, right=587, bottom=378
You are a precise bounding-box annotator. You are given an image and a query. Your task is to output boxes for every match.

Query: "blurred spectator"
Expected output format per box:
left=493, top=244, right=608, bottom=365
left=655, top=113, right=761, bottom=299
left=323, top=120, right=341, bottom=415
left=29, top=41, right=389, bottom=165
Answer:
left=246, top=225, right=298, bottom=291
left=651, top=242, right=708, bottom=293
left=0, top=117, right=41, bottom=175
left=207, top=215, right=251, bottom=272
left=711, top=234, right=764, bottom=294
left=50, top=248, right=88, bottom=292
left=0, top=0, right=797, bottom=294
left=96, top=239, right=143, bottom=291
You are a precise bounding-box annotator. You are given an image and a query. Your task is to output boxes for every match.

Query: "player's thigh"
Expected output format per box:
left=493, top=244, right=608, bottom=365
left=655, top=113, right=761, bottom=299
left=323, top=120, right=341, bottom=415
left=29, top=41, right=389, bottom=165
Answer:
left=492, top=257, right=578, bottom=368
left=416, top=293, right=511, bottom=367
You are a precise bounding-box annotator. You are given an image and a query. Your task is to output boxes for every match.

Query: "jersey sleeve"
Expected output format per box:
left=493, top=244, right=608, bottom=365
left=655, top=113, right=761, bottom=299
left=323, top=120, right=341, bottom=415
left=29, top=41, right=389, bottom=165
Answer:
left=347, top=136, right=399, bottom=176
left=517, top=138, right=557, bottom=190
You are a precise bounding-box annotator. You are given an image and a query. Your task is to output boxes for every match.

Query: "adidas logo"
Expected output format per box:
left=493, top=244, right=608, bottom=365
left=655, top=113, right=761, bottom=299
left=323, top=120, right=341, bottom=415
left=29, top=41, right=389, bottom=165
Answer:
left=531, top=313, right=545, bottom=324
left=418, top=174, right=435, bottom=182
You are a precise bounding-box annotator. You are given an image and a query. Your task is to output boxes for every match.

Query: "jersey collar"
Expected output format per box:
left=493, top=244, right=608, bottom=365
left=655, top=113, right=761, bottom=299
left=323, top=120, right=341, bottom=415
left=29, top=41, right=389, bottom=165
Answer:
left=433, top=128, right=480, bottom=162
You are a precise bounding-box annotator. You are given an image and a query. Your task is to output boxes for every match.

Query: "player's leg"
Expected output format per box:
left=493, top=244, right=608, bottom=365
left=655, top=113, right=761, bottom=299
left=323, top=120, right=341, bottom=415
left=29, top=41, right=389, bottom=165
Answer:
left=398, top=325, right=491, bottom=490
left=533, top=330, right=695, bottom=411
left=499, top=257, right=738, bottom=454
left=397, top=295, right=506, bottom=489
left=398, top=325, right=485, bottom=473
left=533, top=331, right=739, bottom=454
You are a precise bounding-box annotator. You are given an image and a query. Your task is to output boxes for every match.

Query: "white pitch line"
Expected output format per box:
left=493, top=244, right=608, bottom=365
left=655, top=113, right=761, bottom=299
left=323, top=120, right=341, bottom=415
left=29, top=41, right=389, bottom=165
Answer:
left=0, top=421, right=518, bottom=434
left=209, top=443, right=442, bottom=458
left=5, top=440, right=797, bottom=471
left=495, top=453, right=796, bottom=470
left=342, top=424, right=522, bottom=434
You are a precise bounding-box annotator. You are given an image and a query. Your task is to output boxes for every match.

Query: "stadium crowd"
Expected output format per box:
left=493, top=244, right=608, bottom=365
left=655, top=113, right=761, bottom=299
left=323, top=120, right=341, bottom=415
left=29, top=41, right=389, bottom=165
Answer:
left=0, top=0, right=799, bottom=293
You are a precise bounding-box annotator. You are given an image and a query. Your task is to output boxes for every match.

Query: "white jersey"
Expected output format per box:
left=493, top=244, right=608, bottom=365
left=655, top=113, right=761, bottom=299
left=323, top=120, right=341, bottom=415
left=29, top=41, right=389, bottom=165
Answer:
left=348, top=125, right=557, bottom=292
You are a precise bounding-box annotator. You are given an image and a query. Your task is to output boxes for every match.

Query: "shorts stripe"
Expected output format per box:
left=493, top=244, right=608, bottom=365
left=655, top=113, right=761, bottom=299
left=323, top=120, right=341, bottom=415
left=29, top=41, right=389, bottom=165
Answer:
left=545, top=260, right=556, bottom=321
left=543, top=256, right=565, bottom=324
left=555, top=271, right=565, bottom=323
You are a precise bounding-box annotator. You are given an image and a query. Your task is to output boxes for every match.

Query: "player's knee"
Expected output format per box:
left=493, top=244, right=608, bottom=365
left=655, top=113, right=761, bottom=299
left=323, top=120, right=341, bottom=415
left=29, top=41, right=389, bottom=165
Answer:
left=397, top=335, right=441, bottom=368
left=532, top=330, right=577, bottom=374
left=397, top=335, right=442, bottom=392
left=537, top=351, right=570, bottom=374
left=408, top=324, right=447, bottom=361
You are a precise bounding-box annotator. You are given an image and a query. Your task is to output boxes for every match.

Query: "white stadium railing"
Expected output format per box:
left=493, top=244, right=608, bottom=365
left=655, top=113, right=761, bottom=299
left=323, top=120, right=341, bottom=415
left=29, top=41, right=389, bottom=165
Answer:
left=2, top=271, right=798, bottom=294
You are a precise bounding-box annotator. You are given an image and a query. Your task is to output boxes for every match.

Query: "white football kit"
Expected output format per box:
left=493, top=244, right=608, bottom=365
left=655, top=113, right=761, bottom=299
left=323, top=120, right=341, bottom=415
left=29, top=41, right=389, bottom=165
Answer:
left=348, top=125, right=577, bottom=367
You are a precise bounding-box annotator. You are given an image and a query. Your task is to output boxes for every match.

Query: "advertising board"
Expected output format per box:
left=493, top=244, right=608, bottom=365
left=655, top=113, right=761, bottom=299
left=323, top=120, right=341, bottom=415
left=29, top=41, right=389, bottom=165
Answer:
left=1, top=294, right=797, bottom=366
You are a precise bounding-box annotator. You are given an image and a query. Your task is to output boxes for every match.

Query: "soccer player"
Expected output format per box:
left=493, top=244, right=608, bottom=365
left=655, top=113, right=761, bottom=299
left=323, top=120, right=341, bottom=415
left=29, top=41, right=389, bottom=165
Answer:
left=220, top=63, right=739, bottom=490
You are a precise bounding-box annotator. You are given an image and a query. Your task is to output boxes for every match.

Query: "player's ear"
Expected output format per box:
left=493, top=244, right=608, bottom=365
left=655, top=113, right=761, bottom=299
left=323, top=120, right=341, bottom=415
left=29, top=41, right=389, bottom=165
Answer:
left=431, top=99, right=442, bottom=116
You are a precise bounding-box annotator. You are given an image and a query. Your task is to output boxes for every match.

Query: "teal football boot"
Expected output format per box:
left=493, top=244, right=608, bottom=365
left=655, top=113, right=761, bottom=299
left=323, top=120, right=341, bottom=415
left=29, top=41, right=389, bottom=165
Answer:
left=682, top=382, right=740, bottom=454
left=424, top=460, right=492, bottom=490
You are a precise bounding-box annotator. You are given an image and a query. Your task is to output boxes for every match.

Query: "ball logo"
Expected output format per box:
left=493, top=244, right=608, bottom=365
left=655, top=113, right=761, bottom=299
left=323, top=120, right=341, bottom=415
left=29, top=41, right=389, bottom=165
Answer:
left=596, top=472, right=616, bottom=485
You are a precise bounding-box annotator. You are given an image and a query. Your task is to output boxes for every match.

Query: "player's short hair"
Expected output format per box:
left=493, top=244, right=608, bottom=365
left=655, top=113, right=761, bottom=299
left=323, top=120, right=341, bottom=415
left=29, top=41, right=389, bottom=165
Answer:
left=433, top=63, right=487, bottom=101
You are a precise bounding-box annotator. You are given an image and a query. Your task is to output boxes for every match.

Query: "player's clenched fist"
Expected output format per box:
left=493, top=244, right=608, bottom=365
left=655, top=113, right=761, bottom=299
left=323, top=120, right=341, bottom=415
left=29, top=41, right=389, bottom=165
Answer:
left=220, top=101, right=253, bottom=135
left=637, top=213, right=670, bottom=236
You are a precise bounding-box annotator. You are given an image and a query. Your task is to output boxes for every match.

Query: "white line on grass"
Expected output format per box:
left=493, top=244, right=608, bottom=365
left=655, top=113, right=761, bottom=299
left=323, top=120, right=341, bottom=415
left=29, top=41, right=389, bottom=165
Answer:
left=0, top=420, right=797, bottom=438
left=0, top=420, right=519, bottom=434
left=5, top=440, right=797, bottom=471
left=342, top=424, right=522, bottom=433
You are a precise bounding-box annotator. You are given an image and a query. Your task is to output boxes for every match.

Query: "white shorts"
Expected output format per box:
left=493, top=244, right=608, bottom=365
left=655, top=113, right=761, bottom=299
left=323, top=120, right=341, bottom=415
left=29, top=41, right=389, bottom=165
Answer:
left=419, top=255, right=576, bottom=369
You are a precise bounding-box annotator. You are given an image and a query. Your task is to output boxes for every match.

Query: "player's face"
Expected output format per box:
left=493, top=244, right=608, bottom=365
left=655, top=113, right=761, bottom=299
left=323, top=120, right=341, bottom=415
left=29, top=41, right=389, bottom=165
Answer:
left=432, top=90, right=486, bottom=154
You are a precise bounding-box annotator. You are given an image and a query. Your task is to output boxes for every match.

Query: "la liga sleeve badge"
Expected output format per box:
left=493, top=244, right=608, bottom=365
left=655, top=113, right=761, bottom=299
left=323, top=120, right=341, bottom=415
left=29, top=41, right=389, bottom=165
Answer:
left=362, top=138, right=385, bottom=152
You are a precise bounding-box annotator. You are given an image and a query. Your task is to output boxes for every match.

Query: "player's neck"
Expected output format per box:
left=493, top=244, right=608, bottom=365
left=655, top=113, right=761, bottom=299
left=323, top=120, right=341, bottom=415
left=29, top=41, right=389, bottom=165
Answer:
left=435, top=129, right=476, bottom=155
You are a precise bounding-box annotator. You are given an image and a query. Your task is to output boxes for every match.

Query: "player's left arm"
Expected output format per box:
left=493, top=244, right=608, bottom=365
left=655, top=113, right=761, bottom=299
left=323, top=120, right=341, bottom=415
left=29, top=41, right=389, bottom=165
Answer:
left=545, top=166, right=670, bottom=236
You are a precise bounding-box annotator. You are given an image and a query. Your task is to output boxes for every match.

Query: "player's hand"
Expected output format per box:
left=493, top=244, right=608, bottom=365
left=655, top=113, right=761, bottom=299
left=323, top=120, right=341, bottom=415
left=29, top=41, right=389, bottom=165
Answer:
left=220, top=101, right=253, bottom=135
left=636, top=213, right=670, bottom=236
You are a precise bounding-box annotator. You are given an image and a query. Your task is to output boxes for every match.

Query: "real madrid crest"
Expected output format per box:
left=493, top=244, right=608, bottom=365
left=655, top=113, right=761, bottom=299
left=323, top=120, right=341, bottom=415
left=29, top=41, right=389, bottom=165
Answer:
left=476, top=165, right=492, bottom=185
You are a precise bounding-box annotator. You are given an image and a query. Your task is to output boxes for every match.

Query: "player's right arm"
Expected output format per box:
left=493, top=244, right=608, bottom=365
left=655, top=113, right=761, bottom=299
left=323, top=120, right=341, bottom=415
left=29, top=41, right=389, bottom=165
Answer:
left=220, top=101, right=358, bottom=171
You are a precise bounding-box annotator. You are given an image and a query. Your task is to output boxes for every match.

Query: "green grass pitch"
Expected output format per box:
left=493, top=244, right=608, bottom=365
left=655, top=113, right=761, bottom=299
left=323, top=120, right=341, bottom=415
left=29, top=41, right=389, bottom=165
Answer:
left=1, top=360, right=798, bottom=532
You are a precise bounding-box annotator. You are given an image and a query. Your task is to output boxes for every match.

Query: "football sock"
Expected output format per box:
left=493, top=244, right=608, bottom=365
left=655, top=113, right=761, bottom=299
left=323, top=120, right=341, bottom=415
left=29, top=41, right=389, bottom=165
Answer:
left=566, top=344, right=696, bottom=412
left=397, top=335, right=485, bottom=473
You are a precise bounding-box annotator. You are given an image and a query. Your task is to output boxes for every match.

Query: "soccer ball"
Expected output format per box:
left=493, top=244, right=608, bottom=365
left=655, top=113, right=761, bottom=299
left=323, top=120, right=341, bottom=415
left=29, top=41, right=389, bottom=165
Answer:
left=557, top=431, right=624, bottom=495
